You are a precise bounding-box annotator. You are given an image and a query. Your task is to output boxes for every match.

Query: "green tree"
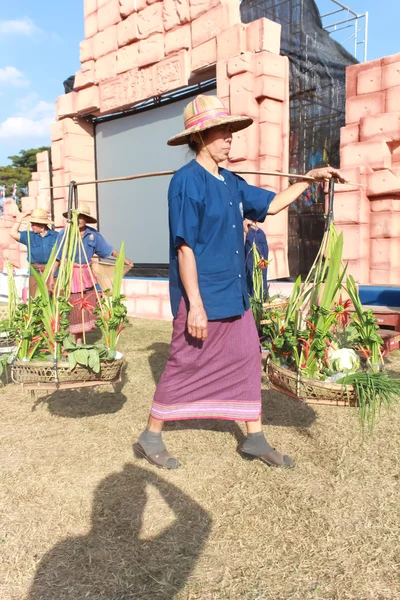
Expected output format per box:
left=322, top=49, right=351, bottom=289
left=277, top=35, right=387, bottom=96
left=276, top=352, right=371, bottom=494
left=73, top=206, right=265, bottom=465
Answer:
left=0, top=165, right=31, bottom=199
left=0, top=146, right=50, bottom=200
left=8, top=146, right=50, bottom=172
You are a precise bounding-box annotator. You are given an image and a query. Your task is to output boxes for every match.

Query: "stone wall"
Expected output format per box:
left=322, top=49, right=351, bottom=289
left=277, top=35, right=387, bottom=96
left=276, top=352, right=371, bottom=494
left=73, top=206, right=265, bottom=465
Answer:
left=51, top=0, right=290, bottom=285
left=6, top=4, right=400, bottom=317
left=2, top=0, right=293, bottom=319
left=338, top=52, right=400, bottom=284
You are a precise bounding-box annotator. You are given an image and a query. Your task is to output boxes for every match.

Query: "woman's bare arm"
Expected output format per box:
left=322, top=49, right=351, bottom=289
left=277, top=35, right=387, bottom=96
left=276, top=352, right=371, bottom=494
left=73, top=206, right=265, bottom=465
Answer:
left=177, top=243, right=208, bottom=341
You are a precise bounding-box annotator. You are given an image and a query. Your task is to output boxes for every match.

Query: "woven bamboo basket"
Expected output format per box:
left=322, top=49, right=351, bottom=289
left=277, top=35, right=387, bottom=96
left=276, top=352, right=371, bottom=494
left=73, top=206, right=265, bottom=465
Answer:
left=263, top=298, right=289, bottom=312
left=266, top=357, right=357, bottom=407
left=12, top=357, right=124, bottom=385
left=0, top=306, right=9, bottom=321
left=0, top=332, right=15, bottom=351
left=91, top=258, right=131, bottom=292
left=260, top=298, right=289, bottom=326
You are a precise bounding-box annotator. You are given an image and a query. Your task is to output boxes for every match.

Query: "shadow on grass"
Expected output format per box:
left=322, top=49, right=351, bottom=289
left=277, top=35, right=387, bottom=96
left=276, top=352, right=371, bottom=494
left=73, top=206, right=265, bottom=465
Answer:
left=28, top=463, right=211, bottom=600
left=147, top=342, right=170, bottom=385
left=32, top=364, right=128, bottom=418
left=261, top=389, right=316, bottom=429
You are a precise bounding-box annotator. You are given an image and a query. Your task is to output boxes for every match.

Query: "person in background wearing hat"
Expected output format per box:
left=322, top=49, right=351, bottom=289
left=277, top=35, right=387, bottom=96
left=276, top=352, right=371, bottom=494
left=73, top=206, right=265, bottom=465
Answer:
left=135, top=94, right=346, bottom=471
left=10, top=208, right=59, bottom=297
left=50, top=202, right=133, bottom=344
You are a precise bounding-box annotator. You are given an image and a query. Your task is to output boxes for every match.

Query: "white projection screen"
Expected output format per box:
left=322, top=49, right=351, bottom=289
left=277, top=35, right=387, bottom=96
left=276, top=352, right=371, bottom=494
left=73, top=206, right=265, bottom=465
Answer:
left=94, top=88, right=215, bottom=272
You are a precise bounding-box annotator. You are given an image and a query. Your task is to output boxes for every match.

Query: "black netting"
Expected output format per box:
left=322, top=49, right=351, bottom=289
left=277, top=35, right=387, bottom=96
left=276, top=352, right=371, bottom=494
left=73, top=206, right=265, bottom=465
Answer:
left=63, top=75, right=75, bottom=94
left=241, top=0, right=358, bottom=278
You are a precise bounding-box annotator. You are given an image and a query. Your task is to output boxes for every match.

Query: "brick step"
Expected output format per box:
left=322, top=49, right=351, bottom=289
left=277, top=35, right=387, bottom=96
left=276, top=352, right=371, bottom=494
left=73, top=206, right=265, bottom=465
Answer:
left=378, top=329, right=400, bottom=354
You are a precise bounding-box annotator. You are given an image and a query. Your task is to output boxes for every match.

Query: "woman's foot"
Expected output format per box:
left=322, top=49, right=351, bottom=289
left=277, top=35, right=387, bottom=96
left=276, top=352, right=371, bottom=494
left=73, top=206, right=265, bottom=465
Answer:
left=134, top=429, right=180, bottom=469
left=240, top=431, right=294, bottom=469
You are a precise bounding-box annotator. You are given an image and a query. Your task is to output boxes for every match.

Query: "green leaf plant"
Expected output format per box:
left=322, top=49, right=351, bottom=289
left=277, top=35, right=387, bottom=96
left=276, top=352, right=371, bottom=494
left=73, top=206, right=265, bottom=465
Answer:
left=93, top=242, right=128, bottom=350
left=12, top=209, right=126, bottom=372
left=262, top=222, right=399, bottom=432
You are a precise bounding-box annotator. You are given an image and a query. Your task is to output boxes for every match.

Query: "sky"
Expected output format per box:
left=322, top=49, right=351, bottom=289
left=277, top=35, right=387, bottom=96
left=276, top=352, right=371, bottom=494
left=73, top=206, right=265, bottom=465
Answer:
left=0, top=0, right=399, bottom=165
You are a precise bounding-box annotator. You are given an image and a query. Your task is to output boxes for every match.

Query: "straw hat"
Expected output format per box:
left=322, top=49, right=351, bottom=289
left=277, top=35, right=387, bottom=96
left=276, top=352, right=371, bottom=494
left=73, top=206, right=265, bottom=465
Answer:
left=63, top=202, right=97, bottom=224
left=167, top=95, right=253, bottom=146
left=27, top=208, right=53, bottom=225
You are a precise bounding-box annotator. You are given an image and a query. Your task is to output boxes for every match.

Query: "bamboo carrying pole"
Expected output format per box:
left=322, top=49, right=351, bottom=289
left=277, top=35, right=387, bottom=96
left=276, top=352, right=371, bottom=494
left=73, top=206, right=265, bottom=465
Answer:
left=45, top=169, right=367, bottom=190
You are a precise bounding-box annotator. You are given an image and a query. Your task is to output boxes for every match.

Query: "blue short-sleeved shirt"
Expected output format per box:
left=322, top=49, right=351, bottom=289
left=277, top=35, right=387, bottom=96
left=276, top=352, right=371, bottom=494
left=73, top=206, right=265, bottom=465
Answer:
left=169, top=159, right=275, bottom=320
left=56, top=226, right=113, bottom=263
left=19, top=229, right=59, bottom=265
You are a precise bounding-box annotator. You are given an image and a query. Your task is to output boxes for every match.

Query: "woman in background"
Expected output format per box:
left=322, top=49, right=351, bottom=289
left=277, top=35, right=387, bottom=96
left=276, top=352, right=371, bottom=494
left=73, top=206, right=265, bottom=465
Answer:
left=50, top=202, right=132, bottom=344
left=10, top=208, right=59, bottom=297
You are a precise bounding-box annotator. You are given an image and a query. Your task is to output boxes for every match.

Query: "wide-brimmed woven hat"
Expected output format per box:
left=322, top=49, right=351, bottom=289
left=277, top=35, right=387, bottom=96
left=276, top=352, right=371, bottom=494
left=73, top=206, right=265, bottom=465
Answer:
left=167, top=95, right=253, bottom=146
left=63, top=201, right=97, bottom=224
left=27, top=208, right=53, bottom=225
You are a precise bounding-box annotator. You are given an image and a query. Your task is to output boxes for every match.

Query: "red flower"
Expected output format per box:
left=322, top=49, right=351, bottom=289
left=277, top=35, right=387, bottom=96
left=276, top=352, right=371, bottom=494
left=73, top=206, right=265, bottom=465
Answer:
left=305, top=320, right=316, bottom=341
left=258, top=258, right=269, bottom=270
left=298, top=337, right=310, bottom=360
left=324, top=342, right=330, bottom=366
left=71, top=297, right=95, bottom=313
left=336, top=296, right=352, bottom=327
left=305, top=320, right=316, bottom=332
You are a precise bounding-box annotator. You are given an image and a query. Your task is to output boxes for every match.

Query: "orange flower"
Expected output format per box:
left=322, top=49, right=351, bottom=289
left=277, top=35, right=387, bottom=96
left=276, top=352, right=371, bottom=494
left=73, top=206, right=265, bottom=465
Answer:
left=259, top=258, right=268, bottom=270
left=71, top=297, right=95, bottom=313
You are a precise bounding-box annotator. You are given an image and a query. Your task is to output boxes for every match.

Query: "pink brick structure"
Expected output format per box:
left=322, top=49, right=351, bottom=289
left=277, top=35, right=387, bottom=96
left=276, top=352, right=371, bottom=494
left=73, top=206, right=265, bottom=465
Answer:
left=0, top=151, right=52, bottom=271
left=338, top=52, right=400, bottom=285
left=5, top=2, right=293, bottom=319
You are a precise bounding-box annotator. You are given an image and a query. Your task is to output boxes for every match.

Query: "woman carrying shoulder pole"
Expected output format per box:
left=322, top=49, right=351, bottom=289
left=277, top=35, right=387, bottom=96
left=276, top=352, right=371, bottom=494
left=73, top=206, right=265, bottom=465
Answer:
left=136, top=95, right=346, bottom=470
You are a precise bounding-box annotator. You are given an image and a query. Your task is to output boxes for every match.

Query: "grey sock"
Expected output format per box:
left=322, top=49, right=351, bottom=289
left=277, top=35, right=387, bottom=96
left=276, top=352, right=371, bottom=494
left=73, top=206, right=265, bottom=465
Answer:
left=242, top=432, right=273, bottom=457
left=138, top=429, right=166, bottom=456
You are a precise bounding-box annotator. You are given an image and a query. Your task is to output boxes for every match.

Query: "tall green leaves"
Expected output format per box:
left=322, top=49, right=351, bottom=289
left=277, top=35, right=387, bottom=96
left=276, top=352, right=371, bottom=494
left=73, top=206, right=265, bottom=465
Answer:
left=113, top=241, right=125, bottom=302
left=6, top=262, right=17, bottom=329
left=13, top=211, right=127, bottom=365
left=93, top=243, right=128, bottom=350
left=345, top=275, right=383, bottom=370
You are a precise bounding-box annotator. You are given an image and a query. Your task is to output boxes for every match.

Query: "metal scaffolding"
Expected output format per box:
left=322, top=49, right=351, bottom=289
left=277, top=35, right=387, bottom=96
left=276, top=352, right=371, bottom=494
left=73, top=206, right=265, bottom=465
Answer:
left=320, top=0, right=368, bottom=63
left=241, top=0, right=363, bottom=278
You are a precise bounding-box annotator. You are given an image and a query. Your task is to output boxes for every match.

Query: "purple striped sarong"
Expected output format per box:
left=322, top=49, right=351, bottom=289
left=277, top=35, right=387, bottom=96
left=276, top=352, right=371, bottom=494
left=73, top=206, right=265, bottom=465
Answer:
left=151, top=298, right=261, bottom=422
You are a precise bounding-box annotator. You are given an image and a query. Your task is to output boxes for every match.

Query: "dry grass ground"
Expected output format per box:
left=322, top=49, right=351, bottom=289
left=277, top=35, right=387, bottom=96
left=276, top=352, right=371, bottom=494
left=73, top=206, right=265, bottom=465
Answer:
left=1, top=318, right=400, bottom=600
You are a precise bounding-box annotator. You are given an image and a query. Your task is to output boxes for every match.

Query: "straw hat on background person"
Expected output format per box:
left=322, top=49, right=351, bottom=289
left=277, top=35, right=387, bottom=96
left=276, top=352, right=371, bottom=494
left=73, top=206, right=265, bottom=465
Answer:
left=167, top=95, right=253, bottom=146
left=27, top=208, right=53, bottom=225
left=62, top=202, right=97, bottom=224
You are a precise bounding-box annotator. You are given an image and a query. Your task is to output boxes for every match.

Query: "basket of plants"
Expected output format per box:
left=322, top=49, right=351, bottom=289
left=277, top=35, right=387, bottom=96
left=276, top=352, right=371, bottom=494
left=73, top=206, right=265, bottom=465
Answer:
left=262, top=222, right=400, bottom=431
left=10, top=202, right=128, bottom=390
left=265, top=358, right=357, bottom=407
left=11, top=345, right=124, bottom=385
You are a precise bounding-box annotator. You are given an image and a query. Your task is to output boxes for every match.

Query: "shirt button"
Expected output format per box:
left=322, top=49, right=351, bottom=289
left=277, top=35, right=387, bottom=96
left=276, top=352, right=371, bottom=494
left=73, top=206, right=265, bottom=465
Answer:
left=235, top=250, right=239, bottom=254
left=238, top=274, right=242, bottom=278
left=229, top=202, right=233, bottom=206
left=232, top=224, right=236, bottom=228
